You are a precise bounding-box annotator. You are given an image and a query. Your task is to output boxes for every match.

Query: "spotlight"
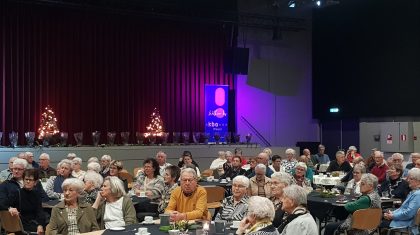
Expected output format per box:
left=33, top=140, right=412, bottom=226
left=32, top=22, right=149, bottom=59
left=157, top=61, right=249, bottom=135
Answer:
left=316, top=0, right=321, bottom=6
left=288, top=0, right=296, bottom=8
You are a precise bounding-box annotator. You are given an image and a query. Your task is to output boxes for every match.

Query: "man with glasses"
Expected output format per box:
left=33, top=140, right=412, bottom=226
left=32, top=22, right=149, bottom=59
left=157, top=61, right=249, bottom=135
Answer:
left=0, top=156, right=17, bottom=182
left=165, top=168, right=209, bottom=221
left=371, top=150, right=388, bottom=184
left=38, top=153, right=56, bottom=179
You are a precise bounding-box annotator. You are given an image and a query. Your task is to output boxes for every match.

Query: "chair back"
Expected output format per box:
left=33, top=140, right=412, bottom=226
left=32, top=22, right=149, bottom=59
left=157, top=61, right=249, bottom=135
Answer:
left=204, top=186, right=225, bottom=203
left=0, top=211, right=23, bottom=233
left=133, top=167, right=142, bottom=177
left=351, top=208, right=382, bottom=230
left=201, top=169, right=213, bottom=177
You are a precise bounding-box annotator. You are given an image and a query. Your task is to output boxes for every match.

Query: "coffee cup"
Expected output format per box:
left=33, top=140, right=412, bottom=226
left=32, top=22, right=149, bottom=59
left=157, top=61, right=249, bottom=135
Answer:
left=220, top=179, right=227, bottom=183
left=139, top=191, right=146, bottom=197
left=226, top=177, right=231, bottom=182
left=144, top=216, right=153, bottom=223
left=215, top=220, right=225, bottom=233
left=168, top=229, right=180, bottom=235
left=138, top=228, right=148, bottom=235
left=159, top=214, right=170, bottom=226
left=232, top=220, right=240, bottom=228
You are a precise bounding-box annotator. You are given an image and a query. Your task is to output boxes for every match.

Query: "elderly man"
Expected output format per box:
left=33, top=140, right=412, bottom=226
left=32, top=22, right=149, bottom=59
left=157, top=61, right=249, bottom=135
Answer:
left=416, top=159, right=420, bottom=169
left=302, top=149, right=315, bottom=169
left=326, top=151, right=352, bottom=173
left=25, top=152, right=39, bottom=169
left=156, top=151, right=172, bottom=176
left=405, top=153, right=420, bottom=173
left=248, top=152, right=274, bottom=178
left=38, top=153, right=56, bottom=179
left=249, top=164, right=272, bottom=197
left=370, top=150, right=388, bottom=184
left=99, top=155, right=112, bottom=178
left=0, top=156, right=17, bottom=181
left=383, top=168, right=420, bottom=235
left=165, top=168, right=209, bottom=221
left=313, top=144, right=330, bottom=165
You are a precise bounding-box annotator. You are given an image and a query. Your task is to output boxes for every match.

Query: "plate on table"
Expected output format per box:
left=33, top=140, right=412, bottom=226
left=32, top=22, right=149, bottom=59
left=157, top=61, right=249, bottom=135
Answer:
left=230, top=225, right=239, bottom=229
left=135, top=233, right=150, bottom=235
left=335, top=200, right=348, bottom=204
left=141, top=221, right=155, bottom=225
left=109, top=227, right=125, bottom=231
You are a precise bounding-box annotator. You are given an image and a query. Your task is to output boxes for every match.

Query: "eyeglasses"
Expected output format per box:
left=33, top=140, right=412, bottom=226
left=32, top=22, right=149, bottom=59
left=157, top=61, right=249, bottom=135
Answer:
left=181, top=178, right=196, bottom=183
left=13, top=168, right=24, bottom=171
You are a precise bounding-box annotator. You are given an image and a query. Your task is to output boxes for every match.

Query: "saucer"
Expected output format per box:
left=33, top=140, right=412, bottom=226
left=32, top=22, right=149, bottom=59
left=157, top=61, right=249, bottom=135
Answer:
left=109, top=227, right=125, bottom=231
left=335, top=200, right=348, bottom=203
left=230, top=225, right=239, bottom=229
left=380, top=197, right=391, bottom=200
left=142, top=221, right=155, bottom=225
left=219, top=181, right=228, bottom=184
left=135, top=233, right=150, bottom=235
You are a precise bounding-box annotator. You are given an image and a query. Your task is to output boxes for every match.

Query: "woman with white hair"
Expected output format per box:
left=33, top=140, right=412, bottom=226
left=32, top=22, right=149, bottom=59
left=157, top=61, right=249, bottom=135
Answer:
left=45, top=159, right=73, bottom=199
left=47, top=178, right=99, bottom=234
left=282, top=148, right=298, bottom=174
left=270, top=172, right=292, bottom=227
left=248, top=164, right=272, bottom=197
left=383, top=168, right=420, bottom=235
left=346, top=146, right=361, bottom=163
left=236, top=196, right=279, bottom=235
left=87, top=162, right=101, bottom=173
left=83, top=171, right=103, bottom=204
left=345, top=164, right=365, bottom=194
left=210, top=151, right=227, bottom=172
left=325, top=174, right=381, bottom=235
left=215, top=175, right=250, bottom=221
left=71, top=157, right=86, bottom=180
left=92, top=176, right=137, bottom=229
left=87, top=157, right=99, bottom=164
left=278, top=185, right=318, bottom=235
left=99, top=155, right=112, bottom=178
left=291, top=162, right=313, bottom=193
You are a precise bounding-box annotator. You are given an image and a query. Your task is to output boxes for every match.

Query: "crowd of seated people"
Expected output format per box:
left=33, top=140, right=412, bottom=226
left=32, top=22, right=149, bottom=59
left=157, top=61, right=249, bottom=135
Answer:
left=1, top=146, right=420, bottom=235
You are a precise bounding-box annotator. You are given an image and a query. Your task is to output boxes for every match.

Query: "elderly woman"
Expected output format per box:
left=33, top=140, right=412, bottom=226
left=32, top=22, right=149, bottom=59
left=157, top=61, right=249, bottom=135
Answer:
left=382, top=168, right=420, bottom=235
left=345, top=164, right=365, bottom=194
left=179, top=153, right=201, bottom=177
left=291, top=162, right=313, bottom=193
left=379, top=163, right=410, bottom=201
left=215, top=175, right=249, bottom=221
left=282, top=148, right=298, bottom=174
left=87, top=161, right=101, bottom=173
left=7, top=169, right=46, bottom=234
left=210, top=151, right=227, bottom=172
left=236, top=196, right=279, bottom=235
left=132, top=158, right=165, bottom=202
left=297, top=155, right=314, bottom=181
left=47, top=178, right=99, bottom=234
left=158, top=165, right=181, bottom=213
left=45, top=159, right=73, bottom=199
left=245, top=157, right=257, bottom=178
left=71, top=157, right=86, bottom=180
left=249, top=164, right=272, bottom=197
left=83, top=171, right=103, bottom=204
left=269, top=155, right=282, bottom=173
left=270, top=172, right=292, bottom=227
left=325, top=174, right=381, bottom=235
left=92, top=176, right=137, bottom=229
left=109, top=160, right=129, bottom=193
left=278, top=185, right=318, bottom=235
left=99, top=155, right=112, bottom=178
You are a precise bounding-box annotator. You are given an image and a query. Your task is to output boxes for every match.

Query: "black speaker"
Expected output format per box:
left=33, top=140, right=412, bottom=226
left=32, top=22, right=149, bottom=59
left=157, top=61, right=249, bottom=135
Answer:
left=224, top=47, right=249, bottom=75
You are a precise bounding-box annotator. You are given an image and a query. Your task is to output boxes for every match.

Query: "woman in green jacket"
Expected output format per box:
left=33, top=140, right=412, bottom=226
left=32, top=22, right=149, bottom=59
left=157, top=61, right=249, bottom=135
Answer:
left=47, top=178, right=99, bottom=234
left=92, top=176, right=137, bottom=229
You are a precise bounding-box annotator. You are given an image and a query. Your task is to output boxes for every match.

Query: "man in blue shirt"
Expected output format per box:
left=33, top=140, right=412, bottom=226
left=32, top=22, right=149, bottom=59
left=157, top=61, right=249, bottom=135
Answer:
left=313, top=144, right=330, bottom=165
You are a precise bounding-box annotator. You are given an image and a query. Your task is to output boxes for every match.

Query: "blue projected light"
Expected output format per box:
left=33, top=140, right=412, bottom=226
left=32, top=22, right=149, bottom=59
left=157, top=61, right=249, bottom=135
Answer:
left=329, top=107, right=340, bottom=113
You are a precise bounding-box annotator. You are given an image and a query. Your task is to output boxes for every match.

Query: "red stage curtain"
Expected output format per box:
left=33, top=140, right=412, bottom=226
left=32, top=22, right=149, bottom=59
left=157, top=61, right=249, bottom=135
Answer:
left=0, top=1, right=234, bottom=145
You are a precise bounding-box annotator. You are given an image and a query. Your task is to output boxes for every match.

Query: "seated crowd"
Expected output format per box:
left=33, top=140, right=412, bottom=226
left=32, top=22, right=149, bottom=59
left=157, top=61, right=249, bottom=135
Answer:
left=0, top=146, right=419, bottom=235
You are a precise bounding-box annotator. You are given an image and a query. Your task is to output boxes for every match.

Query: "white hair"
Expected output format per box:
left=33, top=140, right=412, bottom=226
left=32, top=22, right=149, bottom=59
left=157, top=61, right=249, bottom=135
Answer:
left=156, top=151, right=167, bottom=158
left=67, top=153, right=77, bottom=159
left=105, top=176, right=126, bottom=198
left=408, top=168, right=420, bottom=181
left=263, top=148, right=272, bottom=156
left=255, top=163, right=267, bottom=172
left=87, top=162, right=101, bottom=173
left=72, top=157, right=83, bottom=165
left=225, top=151, right=233, bottom=157
left=283, top=185, right=307, bottom=207
left=181, top=167, right=197, bottom=179
left=336, top=151, right=345, bottom=157
left=83, top=171, right=103, bottom=188
left=9, top=156, right=18, bottom=163
left=285, top=148, right=296, bottom=156
left=361, top=173, right=378, bottom=189
left=232, top=175, right=250, bottom=188
left=25, top=152, right=34, bottom=157
left=87, top=157, right=99, bottom=163
left=295, top=162, right=308, bottom=172
left=348, top=146, right=357, bottom=151
left=218, top=151, right=226, bottom=158
left=353, top=164, right=366, bottom=173
left=391, top=153, right=404, bottom=160
left=58, top=159, right=73, bottom=169
left=39, top=153, right=50, bottom=160
left=13, top=158, right=28, bottom=169
left=247, top=196, right=275, bottom=220
left=101, top=155, right=112, bottom=161
left=271, top=172, right=292, bottom=185
left=62, top=178, right=85, bottom=194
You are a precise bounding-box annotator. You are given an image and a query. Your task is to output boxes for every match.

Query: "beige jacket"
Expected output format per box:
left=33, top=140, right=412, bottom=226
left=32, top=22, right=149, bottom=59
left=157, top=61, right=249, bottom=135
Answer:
left=248, top=176, right=272, bottom=198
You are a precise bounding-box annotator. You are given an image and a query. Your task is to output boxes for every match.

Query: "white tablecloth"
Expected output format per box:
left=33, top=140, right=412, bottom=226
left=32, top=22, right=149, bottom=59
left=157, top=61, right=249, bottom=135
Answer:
left=313, top=175, right=341, bottom=185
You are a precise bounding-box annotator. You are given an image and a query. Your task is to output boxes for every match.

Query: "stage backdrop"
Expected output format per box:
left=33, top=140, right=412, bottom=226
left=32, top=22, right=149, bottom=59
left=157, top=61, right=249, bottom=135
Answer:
left=0, top=1, right=233, bottom=145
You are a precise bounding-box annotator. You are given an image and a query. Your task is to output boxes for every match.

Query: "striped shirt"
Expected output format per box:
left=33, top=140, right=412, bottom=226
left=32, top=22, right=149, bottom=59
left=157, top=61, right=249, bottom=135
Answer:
left=215, top=195, right=249, bottom=221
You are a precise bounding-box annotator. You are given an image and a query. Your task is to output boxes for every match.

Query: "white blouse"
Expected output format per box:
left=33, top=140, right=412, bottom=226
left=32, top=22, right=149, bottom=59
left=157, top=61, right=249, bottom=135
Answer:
left=104, top=197, right=125, bottom=229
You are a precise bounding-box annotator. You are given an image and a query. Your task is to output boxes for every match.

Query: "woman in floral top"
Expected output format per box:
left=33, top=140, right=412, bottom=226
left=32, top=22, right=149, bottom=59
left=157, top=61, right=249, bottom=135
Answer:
left=291, top=162, right=313, bottom=193
left=159, top=165, right=181, bottom=213
left=215, top=175, right=250, bottom=221
left=281, top=148, right=298, bottom=174
left=132, top=158, right=165, bottom=203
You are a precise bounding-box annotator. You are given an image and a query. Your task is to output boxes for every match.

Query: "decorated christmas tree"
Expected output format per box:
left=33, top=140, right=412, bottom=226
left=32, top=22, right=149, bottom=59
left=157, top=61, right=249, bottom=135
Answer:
left=145, top=108, right=164, bottom=137
left=38, top=105, right=60, bottom=139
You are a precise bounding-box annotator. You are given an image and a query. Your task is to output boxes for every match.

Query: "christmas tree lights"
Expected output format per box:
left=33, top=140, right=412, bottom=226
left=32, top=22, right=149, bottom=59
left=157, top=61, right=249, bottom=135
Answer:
left=38, top=105, right=60, bottom=139
left=145, top=108, right=164, bottom=137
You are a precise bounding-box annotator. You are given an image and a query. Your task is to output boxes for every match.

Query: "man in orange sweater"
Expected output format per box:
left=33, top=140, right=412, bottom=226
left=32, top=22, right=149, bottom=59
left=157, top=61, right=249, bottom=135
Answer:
left=165, top=168, right=209, bottom=221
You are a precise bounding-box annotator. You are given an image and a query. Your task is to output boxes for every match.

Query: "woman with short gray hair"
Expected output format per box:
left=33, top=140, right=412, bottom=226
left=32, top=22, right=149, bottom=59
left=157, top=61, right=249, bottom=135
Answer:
left=87, top=162, right=101, bottom=173
left=47, top=178, right=99, bottom=234
left=270, top=172, right=292, bottom=227
left=278, top=185, right=318, bottom=235
left=345, top=164, right=366, bottom=194
left=215, top=175, right=250, bottom=221
left=45, top=159, right=73, bottom=199
left=236, top=196, right=279, bottom=235
left=83, top=171, right=103, bottom=204
left=291, top=162, right=313, bottom=193
left=72, top=157, right=86, bottom=180
left=282, top=148, right=298, bottom=174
